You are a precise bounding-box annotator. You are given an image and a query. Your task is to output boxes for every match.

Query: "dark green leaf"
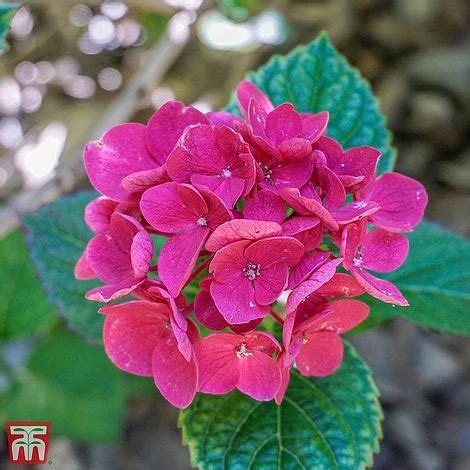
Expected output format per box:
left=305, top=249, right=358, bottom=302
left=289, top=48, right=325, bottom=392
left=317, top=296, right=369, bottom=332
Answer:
left=360, top=221, right=470, bottom=335
left=23, top=191, right=104, bottom=342
left=225, top=32, right=396, bottom=174
left=0, top=230, right=57, bottom=339
left=179, top=342, right=382, bottom=469
left=0, top=3, right=18, bottom=53
left=0, top=329, right=127, bottom=442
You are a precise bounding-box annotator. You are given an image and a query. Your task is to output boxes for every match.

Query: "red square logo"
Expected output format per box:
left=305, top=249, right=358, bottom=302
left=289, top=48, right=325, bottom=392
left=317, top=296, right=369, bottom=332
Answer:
left=5, top=422, right=51, bottom=465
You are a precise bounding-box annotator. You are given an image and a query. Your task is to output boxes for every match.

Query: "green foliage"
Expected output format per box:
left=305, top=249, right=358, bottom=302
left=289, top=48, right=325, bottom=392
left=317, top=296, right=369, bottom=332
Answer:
left=180, top=342, right=382, bottom=469
left=218, top=0, right=262, bottom=21
left=0, top=230, right=57, bottom=339
left=0, top=3, right=18, bottom=53
left=0, top=329, right=132, bottom=442
left=23, top=191, right=104, bottom=342
left=225, top=32, right=396, bottom=174
left=359, top=221, right=470, bottom=335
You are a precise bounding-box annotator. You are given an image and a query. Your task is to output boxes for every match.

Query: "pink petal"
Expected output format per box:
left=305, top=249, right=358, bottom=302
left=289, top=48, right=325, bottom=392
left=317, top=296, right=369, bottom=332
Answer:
left=211, top=279, right=269, bottom=324
left=316, top=273, right=365, bottom=297
left=333, top=200, right=380, bottom=225
left=166, top=125, right=256, bottom=208
left=194, top=184, right=233, bottom=229
left=194, top=333, right=241, bottom=394
left=296, top=331, right=343, bottom=377
left=340, top=222, right=364, bottom=270
left=86, top=213, right=142, bottom=284
left=351, top=267, right=409, bottom=306
left=286, top=258, right=343, bottom=313
left=287, top=251, right=330, bottom=290
left=300, top=299, right=369, bottom=334
left=194, top=289, right=228, bottom=331
left=84, top=123, right=156, bottom=201
left=237, top=351, right=281, bottom=400
left=121, top=166, right=169, bottom=193
left=101, top=301, right=168, bottom=376
left=130, top=230, right=153, bottom=278
left=282, top=215, right=320, bottom=236
left=317, top=165, right=346, bottom=211
left=314, top=136, right=343, bottom=168
left=158, top=226, right=209, bottom=297
left=206, top=111, right=241, bottom=128
left=244, top=236, right=305, bottom=268
left=275, top=354, right=292, bottom=405
left=265, top=103, right=303, bottom=147
left=84, top=197, right=118, bottom=234
left=85, top=279, right=143, bottom=302
left=140, top=182, right=206, bottom=233
left=237, top=81, right=274, bottom=118
left=146, top=101, right=208, bottom=165
left=333, top=146, right=380, bottom=192
left=267, top=156, right=313, bottom=191
left=205, top=219, right=282, bottom=252
left=244, top=331, right=281, bottom=355
left=74, top=248, right=96, bottom=280
left=152, top=329, right=198, bottom=409
left=209, top=239, right=251, bottom=283
left=365, top=173, right=428, bottom=232
left=278, top=138, right=312, bottom=160
left=192, top=175, right=245, bottom=209
left=361, top=230, right=409, bottom=273
left=302, top=111, right=329, bottom=142
left=243, top=189, right=285, bottom=224
left=253, top=264, right=288, bottom=305
left=280, top=188, right=339, bottom=231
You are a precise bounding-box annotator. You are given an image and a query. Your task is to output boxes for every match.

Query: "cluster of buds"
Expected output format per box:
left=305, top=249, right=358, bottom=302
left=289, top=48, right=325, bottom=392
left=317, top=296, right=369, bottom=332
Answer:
left=76, top=82, right=427, bottom=408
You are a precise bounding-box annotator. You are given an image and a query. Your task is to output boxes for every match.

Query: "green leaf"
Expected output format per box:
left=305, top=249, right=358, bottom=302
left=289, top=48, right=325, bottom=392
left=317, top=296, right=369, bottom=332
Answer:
left=225, top=32, right=396, bottom=174
left=179, top=342, right=382, bottom=469
left=359, top=221, right=470, bottom=335
left=23, top=191, right=104, bottom=342
left=0, top=230, right=57, bottom=339
left=0, top=329, right=127, bottom=442
left=0, top=3, right=18, bottom=53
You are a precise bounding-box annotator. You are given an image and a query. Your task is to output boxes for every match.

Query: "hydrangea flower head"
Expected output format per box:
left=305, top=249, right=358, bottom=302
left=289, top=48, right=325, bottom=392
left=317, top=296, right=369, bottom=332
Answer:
left=77, top=82, right=428, bottom=408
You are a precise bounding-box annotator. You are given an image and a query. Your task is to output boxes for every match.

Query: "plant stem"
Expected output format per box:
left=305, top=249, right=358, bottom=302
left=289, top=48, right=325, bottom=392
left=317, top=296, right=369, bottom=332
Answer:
left=270, top=309, right=284, bottom=325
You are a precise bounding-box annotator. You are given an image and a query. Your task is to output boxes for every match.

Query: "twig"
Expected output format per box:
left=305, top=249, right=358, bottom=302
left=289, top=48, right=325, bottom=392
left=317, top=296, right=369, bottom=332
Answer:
left=1, top=12, right=195, bottom=237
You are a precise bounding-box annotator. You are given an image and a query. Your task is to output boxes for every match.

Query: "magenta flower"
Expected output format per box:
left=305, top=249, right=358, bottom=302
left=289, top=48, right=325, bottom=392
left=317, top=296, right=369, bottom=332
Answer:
left=276, top=299, right=369, bottom=403
left=84, top=212, right=153, bottom=302
left=194, top=277, right=262, bottom=333
left=314, top=136, right=381, bottom=192
left=77, top=78, right=429, bottom=409
left=361, top=172, right=428, bottom=232
left=208, top=229, right=304, bottom=324
left=341, top=223, right=410, bottom=305
left=281, top=187, right=379, bottom=232
left=101, top=301, right=199, bottom=409
left=140, top=182, right=232, bottom=297
left=194, top=331, right=281, bottom=401
left=236, top=81, right=329, bottom=159
left=166, top=124, right=256, bottom=208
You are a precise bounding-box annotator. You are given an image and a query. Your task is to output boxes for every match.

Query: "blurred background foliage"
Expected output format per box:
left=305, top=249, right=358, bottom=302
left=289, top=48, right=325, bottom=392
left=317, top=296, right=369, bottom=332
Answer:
left=0, top=1, right=469, bottom=469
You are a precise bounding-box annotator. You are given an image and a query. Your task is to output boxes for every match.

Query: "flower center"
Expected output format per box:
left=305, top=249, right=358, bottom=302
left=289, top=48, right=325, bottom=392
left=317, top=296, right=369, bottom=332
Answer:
left=243, top=262, right=261, bottom=281
left=236, top=342, right=252, bottom=358
left=353, top=252, right=363, bottom=267
left=197, top=217, right=208, bottom=226
left=221, top=167, right=232, bottom=178
left=260, top=164, right=274, bottom=185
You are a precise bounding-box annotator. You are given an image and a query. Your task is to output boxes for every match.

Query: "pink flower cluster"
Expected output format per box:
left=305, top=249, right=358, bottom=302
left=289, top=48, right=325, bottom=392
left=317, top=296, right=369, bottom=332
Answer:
left=76, top=82, right=428, bottom=408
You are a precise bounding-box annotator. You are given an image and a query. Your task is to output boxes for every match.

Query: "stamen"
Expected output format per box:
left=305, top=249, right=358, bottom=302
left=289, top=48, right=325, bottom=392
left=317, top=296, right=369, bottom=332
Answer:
left=243, top=262, right=261, bottom=281
left=221, top=167, right=232, bottom=178
left=197, top=217, right=208, bottom=226
left=236, top=342, right=252, bottom=358
left=260, top=164, right=274, bottom=185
